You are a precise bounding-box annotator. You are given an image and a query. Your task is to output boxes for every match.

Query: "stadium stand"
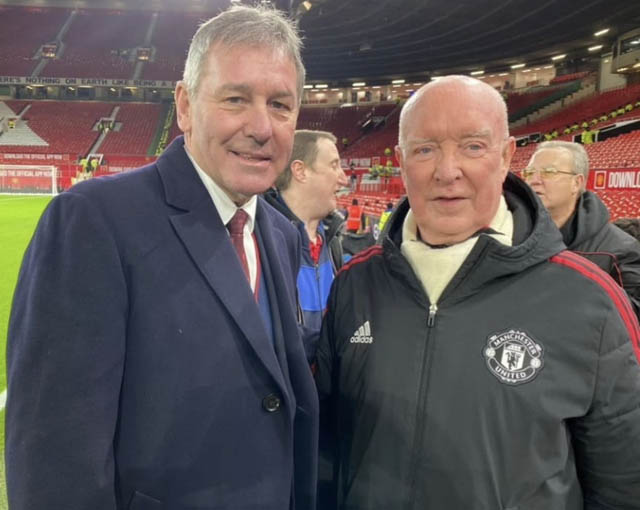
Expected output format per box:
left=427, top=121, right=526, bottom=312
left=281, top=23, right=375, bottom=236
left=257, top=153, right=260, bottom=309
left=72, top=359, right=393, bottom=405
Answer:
left=99, top=102, right=162, bottom=155
left=597, top=190, right=640, bottom=220
left=0, top=100, right=114, bottom=154
left=340, top=105, right=401, bottom=160
left=297, top=103, right=398, bottom=154
left=507, top=88, right=559, bottom=117
left=43, top=9, right=151, bottom=79
left=3, top=101, right=30, bottom=116
left=507, top=79, right=585, bottom=123
left=0, top=6, right=70, bottom=76
left=141, top=11, right=206, bottom=81
left=550, top=71, right=590, bottom=85
left=512, top=83, right=640, bottom=137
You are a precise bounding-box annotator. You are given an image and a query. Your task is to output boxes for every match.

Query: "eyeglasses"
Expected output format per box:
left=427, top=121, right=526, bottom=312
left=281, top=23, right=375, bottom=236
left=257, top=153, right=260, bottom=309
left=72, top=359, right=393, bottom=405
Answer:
left=521, top=167, right=577, bottom=180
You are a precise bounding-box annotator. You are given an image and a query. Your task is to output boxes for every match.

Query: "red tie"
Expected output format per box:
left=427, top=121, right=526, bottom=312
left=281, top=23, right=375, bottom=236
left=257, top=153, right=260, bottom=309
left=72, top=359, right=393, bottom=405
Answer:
left=227, top=209, right=250, bottom=283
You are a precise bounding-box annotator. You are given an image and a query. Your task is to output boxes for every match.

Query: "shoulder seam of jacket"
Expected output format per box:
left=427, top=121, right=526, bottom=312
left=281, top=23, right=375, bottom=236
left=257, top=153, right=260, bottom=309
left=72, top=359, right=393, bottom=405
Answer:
left=550, top=250, right=640, bottom=363
left=338, top=245, right=384, bottom=275
left=572, top=249, right=623, bottom=286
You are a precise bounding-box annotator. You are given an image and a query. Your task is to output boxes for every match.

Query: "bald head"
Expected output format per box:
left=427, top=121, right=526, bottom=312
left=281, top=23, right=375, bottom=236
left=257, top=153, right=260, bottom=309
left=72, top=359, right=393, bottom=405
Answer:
left=393, top=74, right=515, bottom=246
left=398, top=75, right=509, bottom=150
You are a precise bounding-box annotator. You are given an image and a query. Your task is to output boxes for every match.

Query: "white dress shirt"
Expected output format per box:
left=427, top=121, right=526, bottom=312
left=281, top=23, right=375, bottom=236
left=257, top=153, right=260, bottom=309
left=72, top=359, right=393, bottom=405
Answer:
left=185, top=147, right=259, bottom=293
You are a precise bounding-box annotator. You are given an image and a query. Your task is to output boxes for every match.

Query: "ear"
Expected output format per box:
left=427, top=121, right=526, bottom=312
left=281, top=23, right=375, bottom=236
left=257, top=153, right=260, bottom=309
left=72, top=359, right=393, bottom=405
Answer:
left=500, top=137, right=516, bottom=180
left=573, top=173, right=585, bottom=194
left=175, top=81, right=192, bottom=135
left=395, top=145, right=407, bottom=187
left=290, top=160, right=307, bottom=183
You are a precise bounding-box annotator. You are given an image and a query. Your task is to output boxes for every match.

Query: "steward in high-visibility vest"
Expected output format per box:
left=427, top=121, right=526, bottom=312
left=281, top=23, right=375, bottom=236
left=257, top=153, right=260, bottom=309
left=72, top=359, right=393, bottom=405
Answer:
left=346, top=199, right=363, bottom=233
left=377, top=202, right=394, bottom=237
left=580, top=129, right=592, bottom=145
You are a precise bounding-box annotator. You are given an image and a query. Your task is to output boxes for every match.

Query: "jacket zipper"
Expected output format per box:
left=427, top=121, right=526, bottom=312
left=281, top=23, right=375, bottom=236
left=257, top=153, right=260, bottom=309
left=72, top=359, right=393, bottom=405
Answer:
left=408, top=302, right=438, bottom=507
left=427, top=303, right=438, bottom=327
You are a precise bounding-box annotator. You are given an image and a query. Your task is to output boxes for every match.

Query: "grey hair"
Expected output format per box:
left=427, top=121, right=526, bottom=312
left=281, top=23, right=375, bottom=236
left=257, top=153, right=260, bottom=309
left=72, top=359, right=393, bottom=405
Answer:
left=276, top=129, right=337, bottom=191
left=183, top=5, right=305, bottom=104
left=398, top=75, right=509, bottom=151
left=535, top=141, right=589, bottom=189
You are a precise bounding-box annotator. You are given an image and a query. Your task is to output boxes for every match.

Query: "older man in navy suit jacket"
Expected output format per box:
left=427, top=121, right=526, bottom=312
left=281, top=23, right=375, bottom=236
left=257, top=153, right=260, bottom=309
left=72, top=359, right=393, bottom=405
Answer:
left=6, top=6, right=318, bottom=510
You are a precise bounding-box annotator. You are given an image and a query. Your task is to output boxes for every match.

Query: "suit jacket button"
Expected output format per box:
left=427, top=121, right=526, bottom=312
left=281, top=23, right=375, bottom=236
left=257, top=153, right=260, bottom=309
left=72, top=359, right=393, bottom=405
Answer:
left=263, top=393, right=281, bottom=413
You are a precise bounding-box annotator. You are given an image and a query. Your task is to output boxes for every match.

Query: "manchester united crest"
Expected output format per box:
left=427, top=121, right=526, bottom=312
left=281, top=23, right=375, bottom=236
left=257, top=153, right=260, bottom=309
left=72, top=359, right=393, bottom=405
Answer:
left=483, top=329, right=544, bottom=385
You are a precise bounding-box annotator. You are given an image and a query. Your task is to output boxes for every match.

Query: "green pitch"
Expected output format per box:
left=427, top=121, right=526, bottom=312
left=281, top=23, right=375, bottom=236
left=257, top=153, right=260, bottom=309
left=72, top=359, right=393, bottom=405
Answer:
left=0, top=195, right=52, bottom=509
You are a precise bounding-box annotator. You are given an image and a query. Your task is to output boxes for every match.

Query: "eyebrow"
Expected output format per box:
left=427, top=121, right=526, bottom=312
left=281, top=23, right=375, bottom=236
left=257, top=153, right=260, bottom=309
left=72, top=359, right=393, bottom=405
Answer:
left=460, top=130, right=492, bottom=139
left=217, top=83, right=295, bottom=100
left=405, top=131, right=492, bottom=145
left=405, top=137, right=436, bottom=145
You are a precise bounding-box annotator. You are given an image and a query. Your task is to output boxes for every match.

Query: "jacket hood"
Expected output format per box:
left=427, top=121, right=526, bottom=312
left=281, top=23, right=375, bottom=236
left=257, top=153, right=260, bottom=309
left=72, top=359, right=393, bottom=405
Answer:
left=563, top=191, right=610, bottom=250
left=382, top=172, right=566, bottom=302
left=263, top=188, right=345, bottom=245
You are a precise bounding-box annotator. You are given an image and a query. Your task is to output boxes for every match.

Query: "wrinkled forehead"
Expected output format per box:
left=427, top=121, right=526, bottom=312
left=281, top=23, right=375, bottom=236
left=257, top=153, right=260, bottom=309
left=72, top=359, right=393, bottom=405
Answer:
left=207, top=42, right=293, bottom=71
left=203, top=42, right=300, bottom=92
left=529, top=148, right=574, bottom=167
left=401, top=82, right=507, bottom=143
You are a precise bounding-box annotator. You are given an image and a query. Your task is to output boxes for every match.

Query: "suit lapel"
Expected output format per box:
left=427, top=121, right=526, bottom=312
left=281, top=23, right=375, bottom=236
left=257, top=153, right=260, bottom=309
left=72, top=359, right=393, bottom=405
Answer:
left=157, top=138, right=288, bottom=395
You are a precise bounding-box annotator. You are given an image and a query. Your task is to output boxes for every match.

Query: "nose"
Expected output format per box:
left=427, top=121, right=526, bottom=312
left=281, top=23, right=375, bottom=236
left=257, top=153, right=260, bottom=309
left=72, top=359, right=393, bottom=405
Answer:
left=525, top=169, right=543, bottom=185
left=243, top=104, right=273, bottom=145
left=337, top=167, right=349, bottom=187
left=433, top=145, right=462, bottom=183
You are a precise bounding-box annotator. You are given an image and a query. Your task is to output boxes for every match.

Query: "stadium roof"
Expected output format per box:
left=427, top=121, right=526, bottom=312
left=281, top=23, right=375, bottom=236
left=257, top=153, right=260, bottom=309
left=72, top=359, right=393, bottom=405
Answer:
left=2, top=0, right=639, bottom=83
left=298, top=0, right=640, bottom=83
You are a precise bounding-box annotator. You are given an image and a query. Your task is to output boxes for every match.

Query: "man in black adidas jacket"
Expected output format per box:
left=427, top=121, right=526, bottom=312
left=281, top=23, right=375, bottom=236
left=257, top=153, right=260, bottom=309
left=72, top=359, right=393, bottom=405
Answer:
left=315, top=76, right=640, bottom=510
left=525, top=140, right=640, bottom=319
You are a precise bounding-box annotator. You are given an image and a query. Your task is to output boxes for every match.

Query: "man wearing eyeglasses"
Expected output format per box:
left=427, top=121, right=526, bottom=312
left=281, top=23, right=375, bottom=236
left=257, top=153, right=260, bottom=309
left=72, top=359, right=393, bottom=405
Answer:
left=315, top=76, right=640, bottom=510
left=524, top=140, right=640, bottom=318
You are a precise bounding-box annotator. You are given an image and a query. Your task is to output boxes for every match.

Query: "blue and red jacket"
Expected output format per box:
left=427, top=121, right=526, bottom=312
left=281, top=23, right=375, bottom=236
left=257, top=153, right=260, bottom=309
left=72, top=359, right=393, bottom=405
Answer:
left=264, top=189, right=344, bottom=361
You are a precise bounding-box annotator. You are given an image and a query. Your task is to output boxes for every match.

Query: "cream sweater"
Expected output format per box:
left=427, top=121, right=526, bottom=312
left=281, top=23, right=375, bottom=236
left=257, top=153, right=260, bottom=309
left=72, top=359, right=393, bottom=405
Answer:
left=401, top=196, right=513, bottom=304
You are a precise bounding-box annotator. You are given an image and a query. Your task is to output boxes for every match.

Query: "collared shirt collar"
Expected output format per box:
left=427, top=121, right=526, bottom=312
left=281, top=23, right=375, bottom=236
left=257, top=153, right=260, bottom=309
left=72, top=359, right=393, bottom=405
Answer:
left=185, top=146, right=257, bottom=232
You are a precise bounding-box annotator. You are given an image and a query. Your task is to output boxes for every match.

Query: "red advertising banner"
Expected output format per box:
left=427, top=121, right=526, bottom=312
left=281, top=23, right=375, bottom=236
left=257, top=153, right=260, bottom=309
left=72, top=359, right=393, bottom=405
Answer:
left=0, top=153, right=71, bottom=162
left=589, top=168, right=640, bottom=191
left=0, top=168, right=53, bottom=192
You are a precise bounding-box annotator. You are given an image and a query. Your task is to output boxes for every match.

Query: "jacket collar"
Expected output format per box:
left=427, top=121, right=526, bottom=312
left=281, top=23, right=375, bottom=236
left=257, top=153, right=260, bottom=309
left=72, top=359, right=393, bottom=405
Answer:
left=156, top=136, right=210, bottom=212
left=263, top=187, right=345, bottom=245
left=383, top=173, right=566, bottom=302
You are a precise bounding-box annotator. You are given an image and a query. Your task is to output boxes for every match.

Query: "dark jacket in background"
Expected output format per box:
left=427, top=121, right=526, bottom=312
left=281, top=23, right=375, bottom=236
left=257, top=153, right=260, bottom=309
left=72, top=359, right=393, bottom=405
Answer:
left=560, top=190, right=640, bottom=319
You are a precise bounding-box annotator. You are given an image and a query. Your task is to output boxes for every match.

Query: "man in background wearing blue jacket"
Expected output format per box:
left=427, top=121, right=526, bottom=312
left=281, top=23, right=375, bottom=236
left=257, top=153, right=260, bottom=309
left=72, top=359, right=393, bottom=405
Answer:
left=265, top=129, right=348, bottom=360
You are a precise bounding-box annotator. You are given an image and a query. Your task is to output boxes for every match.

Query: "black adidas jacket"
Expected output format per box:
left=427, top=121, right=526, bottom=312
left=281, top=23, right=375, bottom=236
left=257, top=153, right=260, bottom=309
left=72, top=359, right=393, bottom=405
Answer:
left=560, top=190, right=640, bottom=320
left=315, top=174, right=640, bottom=510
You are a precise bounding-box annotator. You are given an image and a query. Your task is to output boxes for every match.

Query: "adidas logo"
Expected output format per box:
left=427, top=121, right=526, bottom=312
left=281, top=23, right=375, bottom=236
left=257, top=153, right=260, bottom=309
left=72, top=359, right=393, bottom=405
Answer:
left=350, top=320, right=373, bottom=344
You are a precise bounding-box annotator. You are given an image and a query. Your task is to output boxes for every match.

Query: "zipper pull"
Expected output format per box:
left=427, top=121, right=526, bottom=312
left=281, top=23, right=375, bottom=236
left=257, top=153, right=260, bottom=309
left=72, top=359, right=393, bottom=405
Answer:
left=427, top=303, right=438, bottom=327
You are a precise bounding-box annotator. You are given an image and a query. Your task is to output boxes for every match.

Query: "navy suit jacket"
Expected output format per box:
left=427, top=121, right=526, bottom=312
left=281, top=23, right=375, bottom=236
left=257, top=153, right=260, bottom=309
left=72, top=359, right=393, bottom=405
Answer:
left=6, top=137, right=319, bottom=510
